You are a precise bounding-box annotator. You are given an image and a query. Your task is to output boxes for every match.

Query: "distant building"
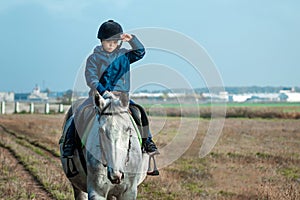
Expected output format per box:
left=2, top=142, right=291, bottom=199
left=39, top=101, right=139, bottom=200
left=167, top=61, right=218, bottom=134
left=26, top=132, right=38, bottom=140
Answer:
left=27, top=85, right=48, bottom=102
left=229, top=93, right=280, bottom=102
left=231, top=94, right=252, bottom=102
left=279, top=88, right=300, bottom=102
left=0, top=92, right=14, bottom=102
left=15, top=93, right=30, bottom=101
left=131, top=92, right=164, bottom=99
left=15, top=85, right=48, bottom=102
left=202, top=91, right=229, bottom=102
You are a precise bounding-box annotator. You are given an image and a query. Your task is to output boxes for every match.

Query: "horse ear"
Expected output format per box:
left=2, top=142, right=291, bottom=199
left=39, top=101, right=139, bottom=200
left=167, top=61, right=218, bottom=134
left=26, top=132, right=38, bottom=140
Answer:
left=94, top=91, right=106, bottom=110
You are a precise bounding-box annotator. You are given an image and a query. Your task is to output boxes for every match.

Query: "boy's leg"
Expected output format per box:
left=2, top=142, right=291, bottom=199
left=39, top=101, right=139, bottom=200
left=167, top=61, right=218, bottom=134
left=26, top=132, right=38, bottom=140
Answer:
left=62, top=119, right=76, bottom=158
left=62, top=97, right=93, bottom=158
left=129, top=100, right=158, bottom=153
left=129, top=104, right=143, bottom=138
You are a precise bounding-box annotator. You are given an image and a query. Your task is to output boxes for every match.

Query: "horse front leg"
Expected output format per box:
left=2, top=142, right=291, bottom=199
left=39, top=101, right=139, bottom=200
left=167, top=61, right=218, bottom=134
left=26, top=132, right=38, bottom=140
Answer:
left=88, top=192, right=106, bottom=200
left=117, top=187, right=137, bottom=200
left=87, top=171, right=108, bottom=200
left=115, top=177, right=138, bottom=200
left=87, top=152, right=108, bottom=200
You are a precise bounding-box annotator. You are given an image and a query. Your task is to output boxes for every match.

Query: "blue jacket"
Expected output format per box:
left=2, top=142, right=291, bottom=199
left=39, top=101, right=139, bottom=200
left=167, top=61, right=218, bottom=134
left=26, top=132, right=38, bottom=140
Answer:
left=85, top=35, right=145, bottom=96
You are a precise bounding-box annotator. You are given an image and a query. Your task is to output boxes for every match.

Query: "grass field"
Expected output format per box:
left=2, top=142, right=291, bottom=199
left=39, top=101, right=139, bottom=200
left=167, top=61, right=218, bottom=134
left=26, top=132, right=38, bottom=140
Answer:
left=0, top=111, right=299, bottom=199
left=143, top=102, right=300, bottom=119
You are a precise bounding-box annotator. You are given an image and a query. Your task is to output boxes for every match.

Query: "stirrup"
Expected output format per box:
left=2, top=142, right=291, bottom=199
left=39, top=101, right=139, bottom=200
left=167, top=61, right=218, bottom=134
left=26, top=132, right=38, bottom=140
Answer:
left=66, top=158, right=79, bottom=178
left=147, top=152, right=159, bottom=176
left=63, top=145, right=74, bottom=158
left=147, top=149, right=160, bottom=156
left=63, top=154, right=74, bottom=159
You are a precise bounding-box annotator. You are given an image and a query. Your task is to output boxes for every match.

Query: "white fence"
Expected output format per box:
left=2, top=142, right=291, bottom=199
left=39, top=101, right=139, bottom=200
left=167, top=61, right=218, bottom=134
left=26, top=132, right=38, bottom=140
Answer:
left=0, top=101, right=71, bottom=114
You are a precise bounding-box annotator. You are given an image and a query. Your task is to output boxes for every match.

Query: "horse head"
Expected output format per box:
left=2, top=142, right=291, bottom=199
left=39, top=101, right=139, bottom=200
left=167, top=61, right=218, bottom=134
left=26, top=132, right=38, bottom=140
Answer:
left=93, top=91, right=133, bottom=184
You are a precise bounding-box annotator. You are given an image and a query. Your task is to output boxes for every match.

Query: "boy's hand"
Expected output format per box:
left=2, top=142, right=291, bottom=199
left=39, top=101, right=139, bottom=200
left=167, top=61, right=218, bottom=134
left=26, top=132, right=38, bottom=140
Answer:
left=120, top=33, right=132, bottom=42
left=102, top=91, right=116, bottom=99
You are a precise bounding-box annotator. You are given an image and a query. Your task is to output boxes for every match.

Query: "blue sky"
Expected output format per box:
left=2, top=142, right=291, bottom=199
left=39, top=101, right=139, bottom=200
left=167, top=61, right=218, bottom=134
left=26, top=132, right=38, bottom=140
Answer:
left=0, top=0, right=299, bottom=92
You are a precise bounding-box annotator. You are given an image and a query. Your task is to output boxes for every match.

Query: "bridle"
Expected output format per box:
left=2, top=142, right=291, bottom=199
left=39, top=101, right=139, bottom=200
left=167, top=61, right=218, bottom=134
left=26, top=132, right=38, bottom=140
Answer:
left=94, top=98, right=132, bottom=167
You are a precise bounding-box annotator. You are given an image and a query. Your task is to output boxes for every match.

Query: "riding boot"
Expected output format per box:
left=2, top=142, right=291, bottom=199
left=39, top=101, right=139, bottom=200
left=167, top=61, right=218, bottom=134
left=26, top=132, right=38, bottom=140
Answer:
left=142, top=137, right=158, bottom=153
left=62, top=120, right=76, bottom=158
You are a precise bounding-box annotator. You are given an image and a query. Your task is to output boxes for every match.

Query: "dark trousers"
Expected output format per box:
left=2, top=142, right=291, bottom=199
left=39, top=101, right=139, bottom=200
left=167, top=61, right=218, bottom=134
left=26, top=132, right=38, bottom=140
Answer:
left=129, top=101, right=152, bottom=139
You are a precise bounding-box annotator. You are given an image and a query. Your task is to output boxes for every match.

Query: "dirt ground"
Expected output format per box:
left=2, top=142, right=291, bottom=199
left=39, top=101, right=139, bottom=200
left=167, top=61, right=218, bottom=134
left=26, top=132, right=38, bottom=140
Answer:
left=0, top=114, right=299, bottom=199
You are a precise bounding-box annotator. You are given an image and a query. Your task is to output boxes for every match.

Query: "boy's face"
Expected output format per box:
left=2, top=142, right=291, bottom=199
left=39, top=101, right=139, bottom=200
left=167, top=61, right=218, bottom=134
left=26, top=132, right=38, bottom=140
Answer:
left=102, top=40, right=120, bottom=53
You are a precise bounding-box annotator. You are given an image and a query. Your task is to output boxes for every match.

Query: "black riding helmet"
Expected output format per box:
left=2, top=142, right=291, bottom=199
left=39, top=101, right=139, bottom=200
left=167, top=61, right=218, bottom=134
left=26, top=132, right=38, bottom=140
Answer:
left=97, top=20, right=123, bottom=41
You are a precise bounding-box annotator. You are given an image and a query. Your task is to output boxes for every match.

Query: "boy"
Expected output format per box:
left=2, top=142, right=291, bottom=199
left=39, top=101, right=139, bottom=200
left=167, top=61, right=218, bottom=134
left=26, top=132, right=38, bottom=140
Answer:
left=63, top=20, right=158, bottom=158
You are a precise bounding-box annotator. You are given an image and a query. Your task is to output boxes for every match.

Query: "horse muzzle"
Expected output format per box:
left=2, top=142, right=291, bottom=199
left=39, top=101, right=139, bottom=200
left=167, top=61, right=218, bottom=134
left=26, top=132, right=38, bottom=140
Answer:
left=107, top=167, right=124, bottom=184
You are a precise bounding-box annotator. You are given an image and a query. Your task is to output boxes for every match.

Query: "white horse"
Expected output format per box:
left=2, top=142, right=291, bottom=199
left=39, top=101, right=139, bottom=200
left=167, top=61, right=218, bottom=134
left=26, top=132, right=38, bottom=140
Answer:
left=60, top=92, right=154, bottom=199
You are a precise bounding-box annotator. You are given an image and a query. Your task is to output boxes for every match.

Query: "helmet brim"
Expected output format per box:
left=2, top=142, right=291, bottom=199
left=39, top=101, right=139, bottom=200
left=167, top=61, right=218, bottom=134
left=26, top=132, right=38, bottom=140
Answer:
left=103, top=35, right=122, bottom=41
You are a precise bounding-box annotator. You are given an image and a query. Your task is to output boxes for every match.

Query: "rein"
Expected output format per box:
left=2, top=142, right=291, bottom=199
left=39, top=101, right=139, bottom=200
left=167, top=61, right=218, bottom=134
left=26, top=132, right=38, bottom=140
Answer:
left=96, top=100, right=129, bottom=116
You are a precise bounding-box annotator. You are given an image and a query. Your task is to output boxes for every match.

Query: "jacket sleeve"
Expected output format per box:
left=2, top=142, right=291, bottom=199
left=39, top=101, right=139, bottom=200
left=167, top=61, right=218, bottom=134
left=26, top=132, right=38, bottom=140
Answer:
left=126, top=35, right=146, bottom=63
left=85, top=54, right=105, bottom=93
